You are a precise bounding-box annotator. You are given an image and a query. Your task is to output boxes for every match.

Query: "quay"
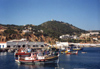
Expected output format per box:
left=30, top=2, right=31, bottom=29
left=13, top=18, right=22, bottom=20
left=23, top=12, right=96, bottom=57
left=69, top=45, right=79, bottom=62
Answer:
left=0, top=39, right=47, bottom=52
left=0, top=39, right=100, bottom=52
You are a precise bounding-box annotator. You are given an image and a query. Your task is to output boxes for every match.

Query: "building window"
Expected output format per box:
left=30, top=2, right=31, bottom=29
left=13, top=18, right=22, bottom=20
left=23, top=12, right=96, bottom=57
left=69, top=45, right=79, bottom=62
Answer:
left=18, top=45, right=20, bottom=48
left=41, top=45, right=44, bottom=47
left=36, top=45, right=38, bottom=47
left=2, top=45, right=4, bottom=48
left=13, top=45, right=16, bottom=48
left=33, top=45, right=35, bottom=47
left=28, top=45, right=30, bottom=48
left=23, top=45, right=25, bottom=47
left=7, top=45, right=10, bottom=48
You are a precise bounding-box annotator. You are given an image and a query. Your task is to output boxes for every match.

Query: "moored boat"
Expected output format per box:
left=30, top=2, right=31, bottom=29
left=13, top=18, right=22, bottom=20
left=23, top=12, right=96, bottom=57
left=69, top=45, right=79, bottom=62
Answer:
left=18, top=55, right=59, bottom=64
left=65, top=48, right=78, bottom=55
left=15, top=47, right=60, bottom=64
left=61, top=50, right=65, bottom=54
left=15, top=52, right=59, bottom=64
left=72, top=46, right=83, bottom=51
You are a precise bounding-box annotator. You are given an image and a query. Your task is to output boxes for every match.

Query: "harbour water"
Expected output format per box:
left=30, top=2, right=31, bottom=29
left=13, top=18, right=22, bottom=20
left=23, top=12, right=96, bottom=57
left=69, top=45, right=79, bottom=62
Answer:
left=0, top=47, right=100, bottom=69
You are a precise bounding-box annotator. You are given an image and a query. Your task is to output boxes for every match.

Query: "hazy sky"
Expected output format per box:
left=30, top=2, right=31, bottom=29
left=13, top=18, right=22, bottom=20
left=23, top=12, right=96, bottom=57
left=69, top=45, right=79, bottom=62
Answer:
left=0, top=0, right=100, bottom=30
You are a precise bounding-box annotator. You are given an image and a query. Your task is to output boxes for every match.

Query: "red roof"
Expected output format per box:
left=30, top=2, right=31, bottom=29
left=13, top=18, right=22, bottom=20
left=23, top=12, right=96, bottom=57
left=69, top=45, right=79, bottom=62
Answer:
left=0, top=42, right=6, bottom=43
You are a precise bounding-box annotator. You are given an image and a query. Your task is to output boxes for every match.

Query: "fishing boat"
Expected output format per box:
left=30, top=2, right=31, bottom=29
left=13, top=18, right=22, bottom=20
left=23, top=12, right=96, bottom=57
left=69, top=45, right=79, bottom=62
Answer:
left=60, top=47, right=66, bottom=54
left=72, top=46, right=83, bottom=51
left=15, top=47, right=60, bottom=64
left=66, top=51, right=78, bottom=55
left=65, top=48, right=78, bottom=55
left=15, top=52, right=59, bottom=64
left=14, top=48, right=31, bottom=56
left=60, top=50, right=65, bottom=54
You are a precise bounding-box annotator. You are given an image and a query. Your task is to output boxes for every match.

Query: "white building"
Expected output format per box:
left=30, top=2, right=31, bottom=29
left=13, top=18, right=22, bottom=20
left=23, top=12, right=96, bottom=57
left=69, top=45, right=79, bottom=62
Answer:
left=22, top=29, right=30, bottom=33
left=59, top=34, right=70, bottom=39
left=38, top=30, right=43, bottom=33
left=80, top=32, right=100, bottom=38
left=60, top=34, right=79, bottom=39
left=80, top=33, right=90, bottom=38
left=0, top=42, right=7, bottom=49
left=93, top=38, right=98, bottom=41
left=56, top=42, right=68, bottom=48
left=90, top=32, right=99, bottom=35
left=7, top=41, right=45, bottom=48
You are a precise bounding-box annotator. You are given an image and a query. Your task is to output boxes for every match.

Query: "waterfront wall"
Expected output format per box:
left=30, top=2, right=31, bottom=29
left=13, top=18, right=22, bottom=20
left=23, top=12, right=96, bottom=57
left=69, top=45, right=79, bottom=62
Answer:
left=7, top=41, right=45, bottom=48
left=69, top=43, right=100, bottom=47
left=0, top=41, right=45, bottom=49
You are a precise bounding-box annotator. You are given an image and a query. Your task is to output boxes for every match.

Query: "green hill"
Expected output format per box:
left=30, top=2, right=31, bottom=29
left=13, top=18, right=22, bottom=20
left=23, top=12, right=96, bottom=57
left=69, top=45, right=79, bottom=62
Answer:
left=39, top=20, right=87, bottom=38
left=0, top=20, right=87, bottom=42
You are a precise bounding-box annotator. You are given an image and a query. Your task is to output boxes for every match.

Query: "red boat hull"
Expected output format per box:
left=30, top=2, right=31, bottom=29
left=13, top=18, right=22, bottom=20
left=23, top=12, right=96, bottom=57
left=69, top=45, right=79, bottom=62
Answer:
left=16, top=56, right=59, bottom=64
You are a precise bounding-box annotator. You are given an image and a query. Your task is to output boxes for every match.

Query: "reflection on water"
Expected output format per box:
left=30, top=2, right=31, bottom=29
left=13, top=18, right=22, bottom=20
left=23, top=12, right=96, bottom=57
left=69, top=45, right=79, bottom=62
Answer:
left=65, top=54, right=70, bottom=61
left=0, top=47, right=100, bottom=69
left=18, top=63, right=59, bottom=69
left=0, top=52, right=7, bottom=56
left=0, top=52, right=7, bottom=60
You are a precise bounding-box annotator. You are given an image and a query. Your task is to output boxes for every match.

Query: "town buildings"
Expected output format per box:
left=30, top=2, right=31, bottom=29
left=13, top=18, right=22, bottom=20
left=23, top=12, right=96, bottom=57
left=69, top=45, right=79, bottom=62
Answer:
left=0, top=38, right=45, bottom=49
left=80, top=32, right=100, bottom=42
left=7, top=41, right=44, bottom=48
left=22, top=29, right=30, bottom=33
left=56, top=42, right=68, bottom=48
left=59, top=34, right=79, bottom=39
left=80, top=32, right=100, bottom=38
left=0, top=42, right=7, bottom=49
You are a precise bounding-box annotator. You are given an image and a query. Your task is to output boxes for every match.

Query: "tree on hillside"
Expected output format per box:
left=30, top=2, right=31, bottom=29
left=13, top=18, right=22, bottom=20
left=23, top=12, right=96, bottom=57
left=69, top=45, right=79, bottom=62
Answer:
left=4, top=29, right=17, bottom=35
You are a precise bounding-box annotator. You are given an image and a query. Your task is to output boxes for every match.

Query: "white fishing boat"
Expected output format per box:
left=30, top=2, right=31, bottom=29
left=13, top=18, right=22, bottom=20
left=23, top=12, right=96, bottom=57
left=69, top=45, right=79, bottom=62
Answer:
left=15, top=52, right=59, bottom=64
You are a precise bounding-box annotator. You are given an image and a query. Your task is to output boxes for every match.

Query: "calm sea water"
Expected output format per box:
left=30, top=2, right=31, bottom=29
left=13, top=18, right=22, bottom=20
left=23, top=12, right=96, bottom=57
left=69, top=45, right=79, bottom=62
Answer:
left=0, top=47, right=100, bottom=69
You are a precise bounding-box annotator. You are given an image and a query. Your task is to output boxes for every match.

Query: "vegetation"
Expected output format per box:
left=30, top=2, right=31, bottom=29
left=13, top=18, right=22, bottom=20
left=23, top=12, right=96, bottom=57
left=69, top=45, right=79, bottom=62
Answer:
left=39, top=20, right=87, bottom=38
left=0, top=20, right=88, bottom=43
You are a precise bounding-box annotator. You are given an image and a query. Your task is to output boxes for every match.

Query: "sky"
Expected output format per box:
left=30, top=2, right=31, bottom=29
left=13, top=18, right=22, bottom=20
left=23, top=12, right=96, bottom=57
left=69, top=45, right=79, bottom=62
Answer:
left=0, top=0, right=100, bottom=30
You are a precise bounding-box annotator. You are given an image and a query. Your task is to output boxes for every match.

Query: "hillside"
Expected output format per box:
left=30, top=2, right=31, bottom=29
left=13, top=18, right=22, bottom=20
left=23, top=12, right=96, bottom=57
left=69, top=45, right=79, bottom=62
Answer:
left=0, top=20, right=87, bottom=43
left=88, top=30, right=100, bottom=33
left=39, top=20, right=87, bottom=38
